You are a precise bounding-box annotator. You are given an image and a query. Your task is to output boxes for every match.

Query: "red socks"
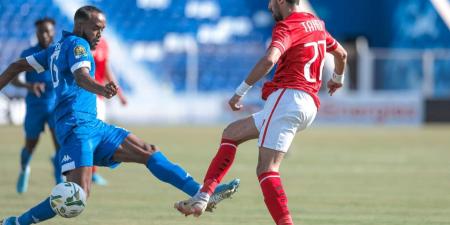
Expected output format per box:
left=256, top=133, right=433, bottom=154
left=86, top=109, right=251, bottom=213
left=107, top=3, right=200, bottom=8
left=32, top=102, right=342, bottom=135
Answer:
left=200, top=138, right=238, bottom=195
left=258, top=171, right=293, bottom=225
left=201, top=139, right=293, bottom=224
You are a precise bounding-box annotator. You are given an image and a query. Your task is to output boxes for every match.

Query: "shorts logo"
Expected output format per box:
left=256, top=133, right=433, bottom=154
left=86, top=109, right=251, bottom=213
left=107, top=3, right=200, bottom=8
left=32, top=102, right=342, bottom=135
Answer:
left=62, top=155, right=72, bottom=163
left=32, top=216, right=40, bottom=223
left=74, top=45, right=87, bottom=59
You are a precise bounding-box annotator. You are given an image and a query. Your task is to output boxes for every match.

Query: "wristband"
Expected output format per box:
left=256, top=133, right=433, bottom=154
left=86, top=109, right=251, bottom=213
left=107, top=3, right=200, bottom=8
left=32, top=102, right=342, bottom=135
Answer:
left=332, top=72, right=344, bottom=84
left=235, top=81, right=252, bottom=96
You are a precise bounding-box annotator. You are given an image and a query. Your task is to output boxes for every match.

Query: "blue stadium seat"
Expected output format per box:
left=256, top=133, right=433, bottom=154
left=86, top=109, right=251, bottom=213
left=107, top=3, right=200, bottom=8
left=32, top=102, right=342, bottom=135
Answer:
left=1, top=0, right=448, bottom=96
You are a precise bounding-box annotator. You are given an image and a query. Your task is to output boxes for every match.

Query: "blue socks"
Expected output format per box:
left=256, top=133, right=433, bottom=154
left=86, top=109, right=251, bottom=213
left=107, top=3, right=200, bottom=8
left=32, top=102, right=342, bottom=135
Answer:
left=18, top=197, right=56, bottom=225
left=13, top=151, right=199, bottom=225
left=20, top=148, right=32, bottom=170
left=146, top=151, right=200, bottom=196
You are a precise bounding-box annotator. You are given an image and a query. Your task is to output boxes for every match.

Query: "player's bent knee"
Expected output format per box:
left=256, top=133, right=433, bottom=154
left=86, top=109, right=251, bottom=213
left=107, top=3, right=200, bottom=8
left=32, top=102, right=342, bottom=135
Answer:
left=222, top=123, right=239, bottom=141
left=50, top=182, right=87, bottom=218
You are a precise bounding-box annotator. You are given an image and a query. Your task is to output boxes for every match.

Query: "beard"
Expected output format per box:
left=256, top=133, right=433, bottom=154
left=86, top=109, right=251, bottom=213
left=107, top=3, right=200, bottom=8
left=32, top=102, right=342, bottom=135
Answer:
left=271, top=4, right=283, bottom=22
left=81, top=31, right=96, bottom=49
left=273, top=13, right=283, bottom=22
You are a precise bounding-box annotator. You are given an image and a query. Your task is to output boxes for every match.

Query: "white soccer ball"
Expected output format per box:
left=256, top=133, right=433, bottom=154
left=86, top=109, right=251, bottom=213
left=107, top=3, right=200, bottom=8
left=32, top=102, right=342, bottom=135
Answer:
left=50, top=182, right=87, bottom=218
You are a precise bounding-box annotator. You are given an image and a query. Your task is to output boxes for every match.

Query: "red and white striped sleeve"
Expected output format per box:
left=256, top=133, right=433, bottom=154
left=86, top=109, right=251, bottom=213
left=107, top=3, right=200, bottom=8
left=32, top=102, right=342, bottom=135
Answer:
left=269, top=22, right=292, bottom=55
left=325, top=31, right=338, bottom=52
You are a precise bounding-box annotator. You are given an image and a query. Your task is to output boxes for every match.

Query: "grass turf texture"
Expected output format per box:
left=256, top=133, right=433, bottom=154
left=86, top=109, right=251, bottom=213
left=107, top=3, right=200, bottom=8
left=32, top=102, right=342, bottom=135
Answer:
left=0, top=125, right=449, bottom=225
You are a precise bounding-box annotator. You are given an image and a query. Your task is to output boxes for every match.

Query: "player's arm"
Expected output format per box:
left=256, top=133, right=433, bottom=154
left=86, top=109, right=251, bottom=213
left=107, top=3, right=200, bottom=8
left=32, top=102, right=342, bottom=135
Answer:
left=104, top=62, right=127, bottom=105
left=228, top=47, right=282, bottom=111
left=11, top=75, right=45, bottom=97
left=0, top=59, right=35, bottom=91
left=11, top=76, right=28, bottom=88
left=245, top=47, right=281, bottom=86
left=229, top=21, right=289, bottom=111
left=73, top=68, right=117, bottom=99
left=330, top=43, right=347, bottom=75
left=327, top=43, right=347, bottom=96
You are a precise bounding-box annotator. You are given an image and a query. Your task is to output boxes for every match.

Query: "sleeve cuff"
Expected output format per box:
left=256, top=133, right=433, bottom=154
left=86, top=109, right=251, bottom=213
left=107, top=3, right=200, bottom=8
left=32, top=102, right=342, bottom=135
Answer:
left=25, top=56, right=45, bottom=73
left=70, top=61, right=91, bottom=73
left=271, top=40, right=287, bottom=54
left=327, top=40, right=338, bottom=52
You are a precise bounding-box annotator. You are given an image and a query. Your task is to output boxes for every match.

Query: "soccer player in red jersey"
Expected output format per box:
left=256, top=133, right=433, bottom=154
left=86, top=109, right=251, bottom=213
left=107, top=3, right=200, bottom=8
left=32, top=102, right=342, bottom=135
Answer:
left=92, top=37, right=127, bottom=120
left=90, top=37, right=128, bottom=185
left=174, top=0, right=347, bottom=224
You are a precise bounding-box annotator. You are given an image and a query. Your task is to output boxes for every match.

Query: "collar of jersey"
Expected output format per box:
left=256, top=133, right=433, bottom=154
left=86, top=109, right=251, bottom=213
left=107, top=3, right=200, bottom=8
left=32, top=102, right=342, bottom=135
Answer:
left=62, top=30, right=78, bottom=38
left=286, top=11, right=314, bottom=20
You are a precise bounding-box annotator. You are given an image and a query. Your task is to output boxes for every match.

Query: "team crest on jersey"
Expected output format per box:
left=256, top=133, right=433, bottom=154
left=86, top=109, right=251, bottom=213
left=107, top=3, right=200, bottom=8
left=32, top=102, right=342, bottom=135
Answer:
left=74, top=45, right=87, bottom=59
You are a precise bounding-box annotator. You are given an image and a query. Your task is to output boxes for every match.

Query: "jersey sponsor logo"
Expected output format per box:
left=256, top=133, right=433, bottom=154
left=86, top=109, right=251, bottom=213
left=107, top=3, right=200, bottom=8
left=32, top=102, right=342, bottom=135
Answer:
left=62, top=155, right=72, bottom=163
left=74, top=45, right=87, bottom=59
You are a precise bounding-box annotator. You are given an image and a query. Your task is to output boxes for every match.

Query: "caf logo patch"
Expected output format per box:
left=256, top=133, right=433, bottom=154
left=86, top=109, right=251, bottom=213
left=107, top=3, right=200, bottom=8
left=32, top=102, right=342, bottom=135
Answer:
left=74, top=45, right=87, bottom=59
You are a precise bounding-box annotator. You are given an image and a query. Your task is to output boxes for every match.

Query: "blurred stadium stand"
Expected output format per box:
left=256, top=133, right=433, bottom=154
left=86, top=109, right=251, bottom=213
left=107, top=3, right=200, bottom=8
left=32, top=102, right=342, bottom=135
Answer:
left=1, top=0, right=449, bottom=94
left=0, top=0, right=449, bottom=124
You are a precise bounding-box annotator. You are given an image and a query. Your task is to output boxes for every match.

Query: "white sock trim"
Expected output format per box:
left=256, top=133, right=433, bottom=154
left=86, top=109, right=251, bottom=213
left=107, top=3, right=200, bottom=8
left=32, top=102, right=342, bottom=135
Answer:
left=220, top=143, right=237, bottom=149
left=259, top=175, right=280, bottom=185
left=196, top=192, right=210, bottom=202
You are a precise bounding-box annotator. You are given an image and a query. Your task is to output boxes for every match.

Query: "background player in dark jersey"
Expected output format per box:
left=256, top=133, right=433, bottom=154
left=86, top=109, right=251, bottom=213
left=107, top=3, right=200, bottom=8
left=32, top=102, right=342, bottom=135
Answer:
left=11, top=17, right=63, bottom=193
left=175, top=0, right=347, bottom=224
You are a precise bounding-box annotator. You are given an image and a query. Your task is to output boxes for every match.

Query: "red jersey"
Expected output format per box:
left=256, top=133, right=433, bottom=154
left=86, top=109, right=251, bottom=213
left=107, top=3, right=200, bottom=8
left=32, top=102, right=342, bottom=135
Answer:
left=92, top=38, right=108, bottom=84
left=262, top=12, right=338, bottom=108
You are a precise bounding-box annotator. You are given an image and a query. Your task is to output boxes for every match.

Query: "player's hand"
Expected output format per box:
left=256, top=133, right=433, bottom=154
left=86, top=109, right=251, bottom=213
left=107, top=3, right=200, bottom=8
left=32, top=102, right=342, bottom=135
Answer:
left=228, top=94, right=243, bottom=111
left=29, top=83, right=45, bottom=97
left=327, top=79, right=343, bottom=96
left=104, top=81, right=118, bottom=99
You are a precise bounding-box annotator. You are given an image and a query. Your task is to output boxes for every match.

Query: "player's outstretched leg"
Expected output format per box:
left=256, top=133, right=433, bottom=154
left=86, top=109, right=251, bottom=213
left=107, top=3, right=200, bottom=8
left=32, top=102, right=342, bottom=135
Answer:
left=17, top=138, right=39, bottom=194
left=113, top=134, right=201, bottom=196
left=16, top=148, right=31, bottom=193
left=174, top=178, right=240, bottom=216
left=3, top=167, right=91, bottom=225
left=1, top=197, right=56, bottom=225
left=112, top=133, right=240, bottom=206
left=206, top=178, right=240, bottom=212
left=92, top=166, right=108, bottom=186
left=51, top=153, right=64, bottom=184
left=174, top=117, right=259, bottom=217
left=49, top=129, right=64, bottom=184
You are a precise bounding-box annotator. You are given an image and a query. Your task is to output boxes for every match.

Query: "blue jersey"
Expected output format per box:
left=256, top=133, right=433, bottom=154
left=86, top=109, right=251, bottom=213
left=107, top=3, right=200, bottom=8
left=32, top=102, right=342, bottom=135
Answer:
left=25, top=32, right=130, bottom=171
left=20, top=45, right=55, bottom=103
left=26, top=31, right=97, bottom=123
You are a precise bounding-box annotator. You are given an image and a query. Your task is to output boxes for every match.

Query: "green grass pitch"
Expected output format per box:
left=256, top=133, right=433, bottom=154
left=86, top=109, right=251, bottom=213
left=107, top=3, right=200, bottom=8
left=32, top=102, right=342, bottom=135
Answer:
left=1, top=125, right=449, bottom=225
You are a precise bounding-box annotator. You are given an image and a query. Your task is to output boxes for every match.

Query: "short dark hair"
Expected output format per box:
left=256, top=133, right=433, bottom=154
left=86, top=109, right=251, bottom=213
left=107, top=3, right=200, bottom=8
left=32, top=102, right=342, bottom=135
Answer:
left=286, top=0, right=300, bottom=5
left=34, top=17, right=55, bottom=27
left=74, top=5, right=103, bottom=21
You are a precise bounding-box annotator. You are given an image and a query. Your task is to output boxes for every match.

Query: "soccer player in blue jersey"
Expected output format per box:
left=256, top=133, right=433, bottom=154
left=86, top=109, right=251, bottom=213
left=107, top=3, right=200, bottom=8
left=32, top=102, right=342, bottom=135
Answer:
left=0, top=6, right=238, bottom=225
left=11, top=17, right=64, bottom=193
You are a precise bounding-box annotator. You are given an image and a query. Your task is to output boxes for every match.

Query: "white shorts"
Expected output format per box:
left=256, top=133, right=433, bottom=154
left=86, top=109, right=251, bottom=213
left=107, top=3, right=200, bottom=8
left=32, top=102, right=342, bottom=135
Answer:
left=252, top=88, right=317, bottom=152
left=96, top=96, right=106, bottom=121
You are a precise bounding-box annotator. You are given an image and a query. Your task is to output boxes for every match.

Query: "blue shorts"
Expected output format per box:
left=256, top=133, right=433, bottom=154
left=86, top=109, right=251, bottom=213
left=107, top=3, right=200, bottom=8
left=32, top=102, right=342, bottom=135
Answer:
left=24, top=101, right=56, bottom=139
left=57, top=118, right=130, bottom=174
